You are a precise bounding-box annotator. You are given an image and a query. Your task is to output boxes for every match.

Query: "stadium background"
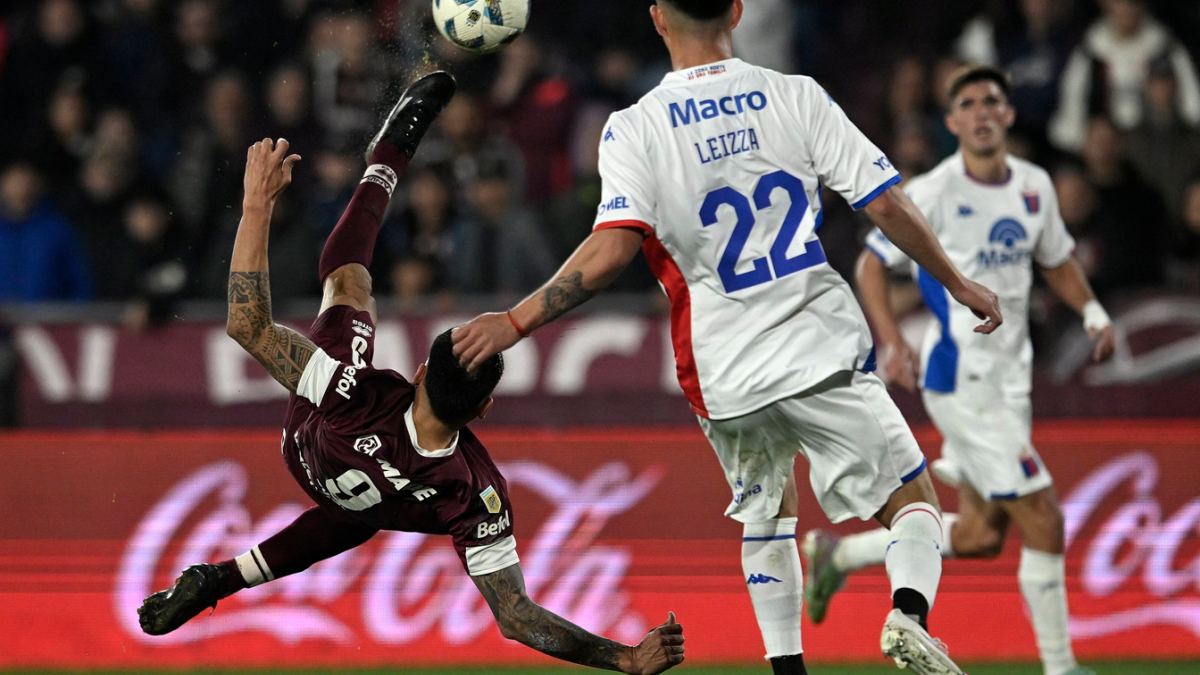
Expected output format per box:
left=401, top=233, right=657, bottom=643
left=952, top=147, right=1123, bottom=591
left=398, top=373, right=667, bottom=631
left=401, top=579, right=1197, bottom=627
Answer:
left=2, top=0, right=1199, bottom=673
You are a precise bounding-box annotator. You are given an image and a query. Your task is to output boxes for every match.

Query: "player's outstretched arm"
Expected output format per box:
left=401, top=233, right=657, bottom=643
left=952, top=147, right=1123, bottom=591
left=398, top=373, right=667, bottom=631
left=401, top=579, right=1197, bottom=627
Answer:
left=453, top=227, right=644, bottom=371
left=855, top=250, right=919, bottom=391
left=473, top=563, right=684, bottom=674
left=1039, top=257, right=1115, bottom=362
left=863, top=186, right=1003, bottom=334
left=226, top=138, right=315, bottom=392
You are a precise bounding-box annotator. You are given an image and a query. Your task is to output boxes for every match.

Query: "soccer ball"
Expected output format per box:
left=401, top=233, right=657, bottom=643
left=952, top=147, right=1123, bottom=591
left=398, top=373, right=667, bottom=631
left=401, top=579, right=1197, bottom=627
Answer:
left=432, top=0, right=529, bottom=54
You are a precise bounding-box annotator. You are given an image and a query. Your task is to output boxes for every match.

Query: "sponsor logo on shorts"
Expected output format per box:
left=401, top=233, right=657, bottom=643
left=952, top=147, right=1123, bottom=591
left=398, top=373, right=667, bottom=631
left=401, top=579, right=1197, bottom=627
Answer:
left=354, top=434, right=382, bottom=456
left=733, top=478, right=762, bottom=505
left=480, top=485, right=502, bottom=514
left=746, top=573, right=782, bottom=585
left=475, top=509, right=511, bottom=539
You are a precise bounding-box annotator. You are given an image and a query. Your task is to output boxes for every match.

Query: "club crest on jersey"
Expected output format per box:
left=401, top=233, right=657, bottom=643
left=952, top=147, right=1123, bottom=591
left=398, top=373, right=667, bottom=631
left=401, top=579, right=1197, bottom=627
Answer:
left=354, top=434, right=382, bottom=456
left=1023, top=191, right=1040, bottom=214
left=480, top=485, right=502, bottom=514
left=1020, top=452, right=1040, bottom=478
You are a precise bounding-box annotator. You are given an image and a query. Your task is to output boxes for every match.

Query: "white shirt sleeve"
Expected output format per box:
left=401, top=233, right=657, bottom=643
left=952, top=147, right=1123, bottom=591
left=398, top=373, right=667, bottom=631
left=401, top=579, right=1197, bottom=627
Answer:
left=296, top=347, right=341, bottom=406
left=796, top=77, right=901, bottom=210
left=865, top=227, right=912, bottom=273
left=593, top=112, right=657, bottom=236
left=1034, top=179, right=1076, bottom=268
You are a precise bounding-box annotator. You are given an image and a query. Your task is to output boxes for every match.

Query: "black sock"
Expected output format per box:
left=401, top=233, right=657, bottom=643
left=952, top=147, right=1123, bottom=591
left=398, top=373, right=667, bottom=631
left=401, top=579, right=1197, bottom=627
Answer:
left=892, top=587, right=930, bottom=630
left=770, top=653, right=807, bottom=675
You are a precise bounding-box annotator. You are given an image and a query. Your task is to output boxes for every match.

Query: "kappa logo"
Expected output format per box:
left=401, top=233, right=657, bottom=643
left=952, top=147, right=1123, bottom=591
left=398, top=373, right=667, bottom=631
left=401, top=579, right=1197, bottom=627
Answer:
left=603, top=127, right=615, bottom=142
left=480, top=485, right=502, bottom=514
left=746, top=573, right=782, bottom=585
left=354, top=434, right=382, bottom=456
left=958, top=204, right=974, bottom=217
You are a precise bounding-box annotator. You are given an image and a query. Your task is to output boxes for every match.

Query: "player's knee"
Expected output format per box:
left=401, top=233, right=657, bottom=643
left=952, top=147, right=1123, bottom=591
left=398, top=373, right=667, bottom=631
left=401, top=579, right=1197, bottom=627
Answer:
left=959, top=525, right=1005, bottom=559
left=1024, top=498, right=1065, bottom=544
left=323, top=264, right=374, bottom=308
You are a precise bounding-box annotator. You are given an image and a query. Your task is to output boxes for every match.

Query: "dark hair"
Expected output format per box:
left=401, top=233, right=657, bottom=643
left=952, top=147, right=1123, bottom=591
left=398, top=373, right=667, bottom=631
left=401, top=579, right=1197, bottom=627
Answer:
left=659, top=0, right=735, bottom=22
left=945, top=65, right=1011, bottom=106
left=423, top=329, right=504, bottom=425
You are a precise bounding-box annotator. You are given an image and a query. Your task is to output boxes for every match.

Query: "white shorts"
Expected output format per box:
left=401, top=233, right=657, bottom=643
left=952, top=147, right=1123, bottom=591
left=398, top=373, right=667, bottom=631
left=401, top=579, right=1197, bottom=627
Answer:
left=699, top=370, right=928, bottom=524
left=922, top=390, right=1053, bottom=501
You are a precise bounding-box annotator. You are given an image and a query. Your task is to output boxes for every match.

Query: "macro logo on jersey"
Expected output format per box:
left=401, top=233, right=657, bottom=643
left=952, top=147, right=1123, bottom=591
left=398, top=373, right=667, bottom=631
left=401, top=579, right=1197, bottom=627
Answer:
left=669, top=90, right=767, bottom=128
left=480, top=485, right=502, bottom=513
left=978, top=218, right=1032, bottom=269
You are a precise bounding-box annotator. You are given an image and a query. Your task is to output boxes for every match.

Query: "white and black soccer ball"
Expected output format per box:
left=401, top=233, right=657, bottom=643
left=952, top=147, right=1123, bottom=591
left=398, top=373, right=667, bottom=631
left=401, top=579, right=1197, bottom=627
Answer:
left=432, top=0, right=529, bottom=54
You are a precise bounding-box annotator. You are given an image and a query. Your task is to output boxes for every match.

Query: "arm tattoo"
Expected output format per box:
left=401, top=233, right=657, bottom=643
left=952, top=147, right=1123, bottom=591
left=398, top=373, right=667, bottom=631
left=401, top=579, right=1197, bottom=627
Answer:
left=473, top=564, right=626, bottom=671
left=540, top=271, right=598, bottom=324
left=227, top=271, right=317, bottom=392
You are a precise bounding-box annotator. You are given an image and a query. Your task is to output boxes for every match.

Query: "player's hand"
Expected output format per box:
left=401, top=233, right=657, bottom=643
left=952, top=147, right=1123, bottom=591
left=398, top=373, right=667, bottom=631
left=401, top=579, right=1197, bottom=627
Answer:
left=1088, top=324, right=1115, bottom=362
left=453, top=312, right=523, bottom=371
left=881, top=340, right=920, bottom=392
left=950, top=278, right=1003, bottom=334
left=621, top=611, right=685, bottom=675
left=244, top=138, right=301, bottom=208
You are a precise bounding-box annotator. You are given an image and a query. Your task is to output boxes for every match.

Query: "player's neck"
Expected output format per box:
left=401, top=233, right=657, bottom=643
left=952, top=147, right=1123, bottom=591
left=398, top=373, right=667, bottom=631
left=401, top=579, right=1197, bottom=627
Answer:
left=411, top=394, right=458, bottom=449
left=962, top=148, right=1011, bottom=185
left=668, top=35, right=734, bottom=72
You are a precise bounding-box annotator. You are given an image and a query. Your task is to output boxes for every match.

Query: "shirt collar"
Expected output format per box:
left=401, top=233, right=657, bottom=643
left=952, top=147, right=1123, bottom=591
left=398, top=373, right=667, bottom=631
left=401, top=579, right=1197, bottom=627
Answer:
left=404, top=404, right=458, bottom=458
left=660, top=58, right=747, bottom=86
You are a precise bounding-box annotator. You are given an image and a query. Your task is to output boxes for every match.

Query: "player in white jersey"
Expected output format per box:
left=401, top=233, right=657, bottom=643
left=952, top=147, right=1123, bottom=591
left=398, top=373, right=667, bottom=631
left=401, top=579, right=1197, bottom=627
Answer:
left=453, top=3, right=1004, bottom=673
left=802, top=66, right=1116, bottom=675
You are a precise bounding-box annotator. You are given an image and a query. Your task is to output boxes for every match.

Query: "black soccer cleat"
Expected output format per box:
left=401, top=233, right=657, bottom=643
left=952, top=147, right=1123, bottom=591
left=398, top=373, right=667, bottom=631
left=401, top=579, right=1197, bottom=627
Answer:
left=365, top=70, right=457, bottom=161
left=138, top=563, right=230, bottom=635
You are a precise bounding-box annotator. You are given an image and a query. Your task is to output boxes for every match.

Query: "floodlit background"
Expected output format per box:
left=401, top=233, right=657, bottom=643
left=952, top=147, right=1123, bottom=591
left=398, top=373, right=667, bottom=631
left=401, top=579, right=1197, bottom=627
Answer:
left=1, top=0, right=1198, bottom=673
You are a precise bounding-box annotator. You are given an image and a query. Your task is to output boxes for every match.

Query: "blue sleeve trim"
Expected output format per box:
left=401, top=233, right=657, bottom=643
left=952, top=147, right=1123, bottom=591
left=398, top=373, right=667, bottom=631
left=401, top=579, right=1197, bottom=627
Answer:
left=866, top=243, right=890, bottom=264
left=900, top=458, right=927, bottom=484
left=851, top=173, right=902, bottom=210
left=991, top=492, right=1020, bottom=500
left=861, top=345, right=877, bottom=373
left=742, top=534, right=797, bottom=542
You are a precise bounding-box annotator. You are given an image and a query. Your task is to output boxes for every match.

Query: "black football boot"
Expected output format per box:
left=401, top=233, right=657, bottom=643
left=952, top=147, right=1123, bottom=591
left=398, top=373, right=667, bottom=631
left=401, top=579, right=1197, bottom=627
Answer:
left=138, top=563, right=231, bottom=635
left=365, top=70, right=458, bottom=162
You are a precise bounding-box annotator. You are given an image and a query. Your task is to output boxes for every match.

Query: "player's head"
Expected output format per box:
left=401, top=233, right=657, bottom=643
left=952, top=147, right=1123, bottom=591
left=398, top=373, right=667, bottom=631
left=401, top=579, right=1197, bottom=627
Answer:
left=944, top=64, right=1015, bottom=158
left=651, top=0, right=743, bottom=48
left=416, top=330, right=504, bottom=428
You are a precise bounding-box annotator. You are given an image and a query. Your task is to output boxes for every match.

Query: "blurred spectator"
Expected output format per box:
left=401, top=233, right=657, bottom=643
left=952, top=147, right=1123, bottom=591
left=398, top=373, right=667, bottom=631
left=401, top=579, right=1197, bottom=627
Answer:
left=491, top=38, right=578, bottom=203
left=954, top=0, right=1074, bottom=152
left=1052, top=164, right=1101, bottom=277
left=310, top=12, right=386, bottom=144
left=892, top=119, right=938, bottom=179
left=1049, top=0, right=1200, bottom=152
left=427, top=91, right=524, bottom=189
left=169, top=0, right=226, bottom=121
left=102, top=0, right=174, bottom=128
left=40, top=78, right=92, bottom=182
left=1075, top=117, right=1168, bottom=296
left=1126, top=56, right=1200, bottom=235
left=928, top=55, right=966, bottom=157
left=384, top=163, right=464, bottom=306
left=65, top=148, right=143, bottom=298
left=114, top=195, right=188, bottom=328
left=732, top=0, right=796, bottom=73
left=0, top=161, right=93, bottom=302
left=255, top=63, right=324, bottom=197
left=455, top=157, right=556, bottom=296
left=1168, top=176, right=1200, bottom=291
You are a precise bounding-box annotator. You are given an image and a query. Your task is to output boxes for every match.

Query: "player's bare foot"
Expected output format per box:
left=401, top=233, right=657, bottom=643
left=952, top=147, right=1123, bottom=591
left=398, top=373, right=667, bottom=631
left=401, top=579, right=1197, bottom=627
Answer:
left=366, top=71, right=457, bottom=161
left=802, top=529, right=846, bottom=624
left=138, top=563, right=230, bottom=635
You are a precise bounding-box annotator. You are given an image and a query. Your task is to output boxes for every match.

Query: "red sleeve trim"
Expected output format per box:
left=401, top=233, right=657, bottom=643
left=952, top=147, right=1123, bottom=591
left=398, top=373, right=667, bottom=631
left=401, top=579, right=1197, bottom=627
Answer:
left=594, top=219, right=653, bottom=236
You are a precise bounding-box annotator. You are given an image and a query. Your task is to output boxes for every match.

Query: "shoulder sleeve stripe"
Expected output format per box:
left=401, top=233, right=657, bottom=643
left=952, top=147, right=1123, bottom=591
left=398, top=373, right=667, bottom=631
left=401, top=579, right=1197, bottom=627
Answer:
left=594, top=219, right=653, bottom=236
left=465, top=535, right=520, bottom=576
left=297, top=347, right=340, bottom=406
left=851, top=173, right=903, bottom=210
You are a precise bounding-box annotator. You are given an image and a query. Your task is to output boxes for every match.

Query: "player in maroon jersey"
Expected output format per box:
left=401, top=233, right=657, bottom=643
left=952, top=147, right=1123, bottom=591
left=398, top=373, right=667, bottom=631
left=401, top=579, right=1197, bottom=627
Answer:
left=137, top=72, right=685, bottom=675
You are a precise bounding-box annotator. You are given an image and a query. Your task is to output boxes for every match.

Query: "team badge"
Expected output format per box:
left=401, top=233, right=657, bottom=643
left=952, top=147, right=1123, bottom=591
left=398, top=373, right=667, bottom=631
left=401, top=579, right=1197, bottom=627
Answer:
left=1019, top=453, right=1040, bottom=478
left=354, top=434, right=382, bottom=456
left=1022, top=191, right=1040, bottom=214
left=480, top=486, right=502, bottom=514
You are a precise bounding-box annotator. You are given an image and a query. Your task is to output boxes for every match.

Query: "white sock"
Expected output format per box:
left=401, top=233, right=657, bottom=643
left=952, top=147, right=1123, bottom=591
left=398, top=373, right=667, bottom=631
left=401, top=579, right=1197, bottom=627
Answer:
left=742, top=518, right=803, bottom=658
left=234, top=546, right=275, bottom=587
left=833, top=527, right=891, bottom=572
left=885, top=502, right=943, bottom=610
left=940, top=512, right=958, bottom=558
left=1019, top=548, right=1077, bottom=675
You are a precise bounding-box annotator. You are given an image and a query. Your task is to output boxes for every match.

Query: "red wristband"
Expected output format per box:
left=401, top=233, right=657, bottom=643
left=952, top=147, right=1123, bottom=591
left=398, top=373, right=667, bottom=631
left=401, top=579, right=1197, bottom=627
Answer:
left=507, top=309, right=530, bottom=339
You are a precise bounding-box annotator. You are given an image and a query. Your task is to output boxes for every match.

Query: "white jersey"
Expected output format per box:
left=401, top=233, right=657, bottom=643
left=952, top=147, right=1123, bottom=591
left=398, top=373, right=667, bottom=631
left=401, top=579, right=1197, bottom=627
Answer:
left=593, top=58, right=901, bottom=420
left=866, top=153, right=1075, bottom=398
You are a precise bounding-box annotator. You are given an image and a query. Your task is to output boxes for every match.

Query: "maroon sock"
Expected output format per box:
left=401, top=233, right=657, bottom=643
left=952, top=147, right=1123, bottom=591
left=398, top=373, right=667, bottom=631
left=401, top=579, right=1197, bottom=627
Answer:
left=215, top=559, right=247, bottom=599
left=254, top=506, right=378, bottom=580
left=317, top=142, right=409, bottom=282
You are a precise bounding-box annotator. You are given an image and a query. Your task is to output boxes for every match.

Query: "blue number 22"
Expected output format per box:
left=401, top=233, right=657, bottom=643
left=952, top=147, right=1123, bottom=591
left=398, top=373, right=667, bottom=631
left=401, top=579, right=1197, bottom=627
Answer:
left=700, top=170, right=826, bottom=293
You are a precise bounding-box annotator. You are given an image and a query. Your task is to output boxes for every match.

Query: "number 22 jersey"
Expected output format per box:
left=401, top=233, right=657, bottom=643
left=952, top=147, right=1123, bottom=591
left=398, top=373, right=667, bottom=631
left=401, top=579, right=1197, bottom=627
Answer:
left=594, top=58, right=901, bottom=420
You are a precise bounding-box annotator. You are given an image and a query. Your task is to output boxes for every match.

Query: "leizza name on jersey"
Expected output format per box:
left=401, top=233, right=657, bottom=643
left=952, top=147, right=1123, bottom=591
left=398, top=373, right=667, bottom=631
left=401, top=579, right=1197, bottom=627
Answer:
left=977, top=218, right=1032, bottom=269
left=669, top=90, right=768, bottom=127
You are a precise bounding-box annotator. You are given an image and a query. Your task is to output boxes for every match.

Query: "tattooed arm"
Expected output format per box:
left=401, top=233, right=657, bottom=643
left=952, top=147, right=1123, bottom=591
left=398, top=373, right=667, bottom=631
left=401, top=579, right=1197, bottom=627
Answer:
left=226, top=138, right=311, bottom=391
left=452, top=227, right=645, bottom=371
left=472, top=563, right=684, bottom=674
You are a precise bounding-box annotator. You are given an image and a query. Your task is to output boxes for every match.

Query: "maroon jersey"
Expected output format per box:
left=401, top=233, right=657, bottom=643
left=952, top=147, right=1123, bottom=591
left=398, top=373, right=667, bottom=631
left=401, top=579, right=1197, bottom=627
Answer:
left=282, top=306, right=517, bottom=576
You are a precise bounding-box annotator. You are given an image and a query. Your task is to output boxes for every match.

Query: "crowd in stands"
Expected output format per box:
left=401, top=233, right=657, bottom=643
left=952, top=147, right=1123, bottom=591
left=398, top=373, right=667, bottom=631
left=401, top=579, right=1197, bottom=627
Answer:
left=2, top=0, right=1199, bottom=325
